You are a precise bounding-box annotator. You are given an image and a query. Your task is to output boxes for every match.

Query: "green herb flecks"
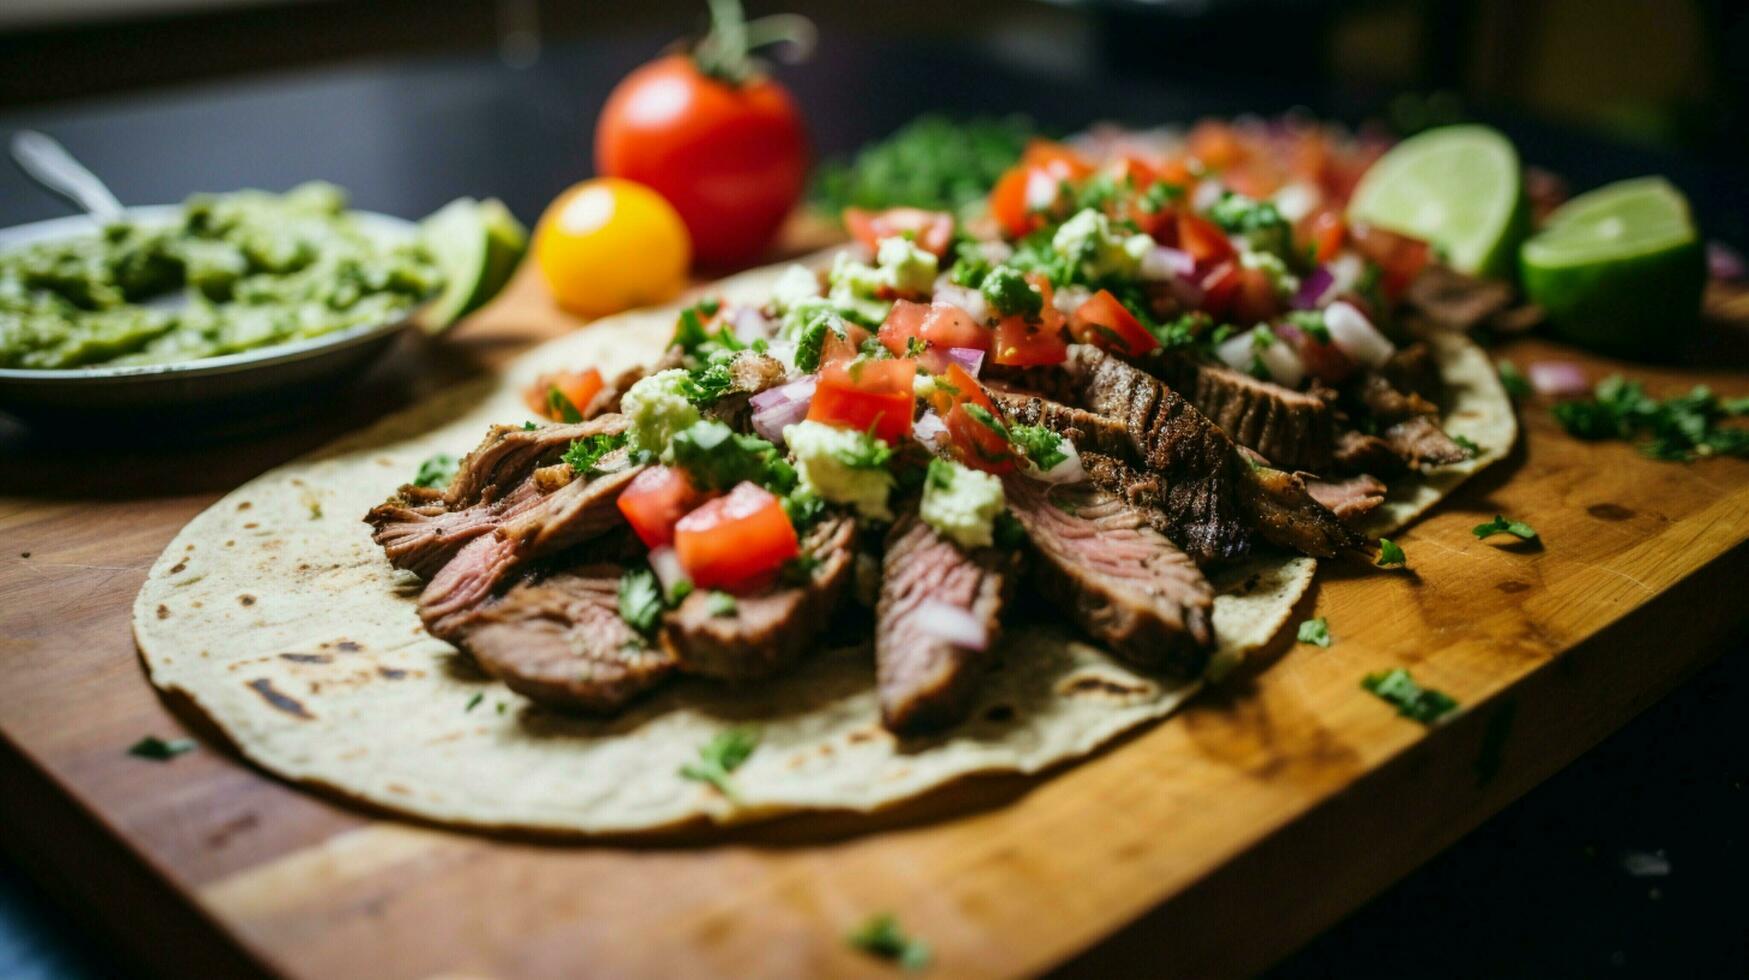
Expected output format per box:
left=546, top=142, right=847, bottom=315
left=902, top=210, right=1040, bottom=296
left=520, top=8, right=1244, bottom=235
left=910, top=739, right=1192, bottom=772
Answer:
left=810, top=114, right=1033, bottom=220
left=561, top=431, right=628, bottom=477
left=1552, top=374, right=1749, bottom=461
left=705, top=591, right=738, bottom=617
left=547, top=386, right=584, bottom=423
left=831, top=428, right=894, bottom=470
left=780, top=553, right=821, bottom=585
left=1207, top=192, right=1293, bottom=260
left=618, top=568, right=665, bottom=634
left=980, top=265, right=1043, bottom=318
left=793, top=310, right=838, bottom=373
left=1451, top=434, right=1482, bottom=458
left=1496, top=360, right=1532, bottom=400
left=962, top=403, right=1011, bottom=442
left=465, top=692, right=484, bottom=712
left=783, top=489, right=828, bottom=529
left=1011, top=424, right=1067, bottom=471
left=669, top=419, right=791, bottom=492
left=1376, top=538, right=1407, bottom=568
left=1363, top=667, right=1459, bottom=724
left=1297, top=617, right=1332, bottom=647
left=1284, top=310, right=1331, bottom=343
left=1472, top=514, right=1537, bottom=542
left=129, top=735, right=196, bottom=760
left=679, top=727, right=760, bottom=801
left=670, top=298, right=734, bottom=357
left=412, top=452, right=459, bottom=489
left=846, top=913, right=932, bottom=971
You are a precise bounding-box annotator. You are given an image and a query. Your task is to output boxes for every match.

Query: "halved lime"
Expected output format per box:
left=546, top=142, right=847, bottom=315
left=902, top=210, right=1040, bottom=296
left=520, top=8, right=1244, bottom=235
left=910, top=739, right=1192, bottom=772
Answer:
left=1347, top=124, right=1528, bottom=279
left=1521, top=177, right=1704, bottom=357
left=418, top=197, right=528, bottom=333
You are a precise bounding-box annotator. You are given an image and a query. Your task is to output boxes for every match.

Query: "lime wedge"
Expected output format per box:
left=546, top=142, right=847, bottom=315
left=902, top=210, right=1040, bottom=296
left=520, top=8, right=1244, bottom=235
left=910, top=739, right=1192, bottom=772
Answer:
left=418, top=197, right=528, bottom=333
left=1347, top=124, right=1528, bottom=278
left=1521, top=177, right=1704, bottom=356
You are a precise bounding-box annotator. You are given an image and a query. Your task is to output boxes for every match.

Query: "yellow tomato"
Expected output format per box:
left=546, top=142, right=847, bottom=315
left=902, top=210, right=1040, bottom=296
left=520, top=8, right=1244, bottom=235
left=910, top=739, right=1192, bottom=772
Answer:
left=533, top=178, right=690, bottom=318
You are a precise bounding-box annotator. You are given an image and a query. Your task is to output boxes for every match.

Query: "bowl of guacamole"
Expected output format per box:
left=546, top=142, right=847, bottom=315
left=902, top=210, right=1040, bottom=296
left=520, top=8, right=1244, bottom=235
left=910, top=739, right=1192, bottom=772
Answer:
left=0, top=182, right=441, bottom=418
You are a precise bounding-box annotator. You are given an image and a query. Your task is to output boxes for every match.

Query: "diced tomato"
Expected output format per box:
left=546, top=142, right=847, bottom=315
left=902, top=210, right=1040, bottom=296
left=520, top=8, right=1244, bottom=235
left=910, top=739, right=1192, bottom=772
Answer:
left=1105, top=154, right=1157, bottom=191
left=844, top=207, right=956, bottom=258
left=1349, top=222, right=1430, bottom=300
left=1230, top=267, right=1280, bottom=324
left=1021, top=139, right=1094, bottom=181
left=674, top=482, right=799, bottom=592
left=876, top=300, right=992, bottom=367
left=1069, top=290, right=1158, bottom=358
left=1276, top=321, right=1358, bottom=385
left=1188, top=121, right=1249, bottom=172
left=1199, top=261, right=1241, bottom=318
left=817, top=323, right=869, bottom=371
left=807, top=357, right=917, bottom=444
left=1298, top=206, right=1347, bottom=265
left=618, top=465, right=709, bottom=549
left=926, top=363, right=1016, bottom=474
left=525, top=368, right=603, bottom=421
left=1177, top=211, right=1238, bottom=266
left=990, top=164, right=1065, bottom=240
left=877, top=299, right=929, bottom=358
left=1221, top=160, right=1284, bottom=200
left=921, top=303, right=990, bottom=352
left=988, top=274, right=1067, bottom=367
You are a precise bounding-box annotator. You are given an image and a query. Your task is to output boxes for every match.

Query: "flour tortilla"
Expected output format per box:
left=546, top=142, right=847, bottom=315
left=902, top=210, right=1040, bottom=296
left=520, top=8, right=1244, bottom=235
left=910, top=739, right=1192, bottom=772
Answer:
left=132, top=260, right=1505, bottom=835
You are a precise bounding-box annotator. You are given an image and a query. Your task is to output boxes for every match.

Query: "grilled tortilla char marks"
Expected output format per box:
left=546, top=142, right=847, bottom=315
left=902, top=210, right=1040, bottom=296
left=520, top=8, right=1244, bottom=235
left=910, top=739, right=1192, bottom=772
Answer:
left=1005, top=477, right=1214, bottom=677
left=1304, top=473, right=1388, bottom=526
left=661, top=515, right=858, bottom=680
left=875, top=513, right=1016, bottom=733
left=418, top=459, right=645, bottom=639
left=453, top=563, right=676, bottom=711
left=1151, top=356, right=1335, bottom=472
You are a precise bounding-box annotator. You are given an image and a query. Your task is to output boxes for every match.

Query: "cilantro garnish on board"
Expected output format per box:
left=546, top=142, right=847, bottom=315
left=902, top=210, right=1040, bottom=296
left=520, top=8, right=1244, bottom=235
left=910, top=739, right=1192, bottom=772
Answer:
left=1375, top=538, right=1407, bottom=568
left=1552, top=375, right=1749, bottom=461
left=846, top=913, right=932, bottom=971
left=129, top=735, right=196, bottom=760
left=1363, top=668, right=1459, bottom=724
left=1472, top=514, right=1537, bottom=541
left=1297, top=617, right=1332, bottom=647
left=679, top=728, right=760, bottom=801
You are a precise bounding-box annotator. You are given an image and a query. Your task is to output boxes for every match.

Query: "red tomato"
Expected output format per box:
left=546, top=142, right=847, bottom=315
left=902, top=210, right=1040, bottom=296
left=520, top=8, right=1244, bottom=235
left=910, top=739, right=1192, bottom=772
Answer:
left=1230, top=267, right=1280, bottom=324
left=990, top=165, right=1061, bottom=240
left=1199, top=261, right=1242, bottom=318
left=618, top=465, right=708, bottom=548
left=844, top=207, right=955, bottom=258
left=596, top=53, right=808, bottom=267
left=1177, top=211, right=1238, bottom=266
left=817, top=323, right=869, bottom=371
left=877, top=299, right=929, bottom=358
left=674, top=482, right=799, bottom=592
left=1349, top=223, right=1431, bottom=300
left=1022, top=139, right=1094, bottom=181
left=921, top=303, right=990, bottom=352
left=1299, top=206, right=1347, bottom=265
left=807, top=358, right=917, bottom=444
left=1221, top=161, right=1284, bottom=200
left=1188, top=121, right=1249, bottom=172
left=990, top=274, right=1067, bottom=367
left=525, top=368, right=604, bottom=420
left=927, top=363, right=1016, bottom=474
left=1277, top=322, right=1358, bottom=385
left=1069, top=290, right=1158, bottom=358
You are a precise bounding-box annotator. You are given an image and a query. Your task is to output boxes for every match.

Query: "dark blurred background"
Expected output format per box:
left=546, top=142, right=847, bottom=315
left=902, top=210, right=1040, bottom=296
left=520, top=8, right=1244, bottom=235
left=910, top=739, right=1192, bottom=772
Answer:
left=3, top=0, right=1746, bottom=155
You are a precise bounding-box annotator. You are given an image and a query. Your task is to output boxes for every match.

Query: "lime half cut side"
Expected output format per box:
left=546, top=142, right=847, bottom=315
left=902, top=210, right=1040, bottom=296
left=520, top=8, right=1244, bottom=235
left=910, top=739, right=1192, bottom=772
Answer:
left=1347, top=124, right=1527, bottom=278
left=418, top=197, right=528, bottom=334
left=1521, top=176, right=1704, bottom=357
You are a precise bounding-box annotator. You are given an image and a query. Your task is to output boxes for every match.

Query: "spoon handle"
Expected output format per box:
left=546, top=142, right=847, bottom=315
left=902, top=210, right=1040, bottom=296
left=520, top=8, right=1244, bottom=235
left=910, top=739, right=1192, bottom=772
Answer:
left=10, top=130, right=125, bottom=222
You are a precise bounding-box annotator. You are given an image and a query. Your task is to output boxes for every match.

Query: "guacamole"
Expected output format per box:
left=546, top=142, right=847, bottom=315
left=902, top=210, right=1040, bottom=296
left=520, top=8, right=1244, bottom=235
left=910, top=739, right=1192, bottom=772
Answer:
left=0, top=182, right=440, bottom=370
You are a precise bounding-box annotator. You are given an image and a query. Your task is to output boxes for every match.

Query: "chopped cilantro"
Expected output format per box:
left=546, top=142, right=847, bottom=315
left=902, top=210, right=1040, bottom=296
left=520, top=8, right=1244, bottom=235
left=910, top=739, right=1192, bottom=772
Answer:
left=669, top=420, right=790, bottom=492
left=1297, top=617, right=1332, bottom=647
left=925, top=456, right=956, bottom=490
left=1284, top=310, right=1331, bottom=343
left=670, top=299, right=737, bottom=358
left=1451, top=434, right=1482, bottom=458
left=1011, top=424, right=1067, bottom=471
left=1472, top=514, right=1538, bottom=541
left=705, top=591, right=738, bottom=617
left=618, top=568, right=664, bottom=634
left=1363, top=667, right=1459, bottom=724
left=809, top=114, right=1033, bottom=219
left=560, top=431, right=627, bottom=477
left=1552, top=375, right=1749, bottom=461
left=947, top=237, right=993, bottom=288
left=831, top=428, right=894, bottom=470
left=547, top=386, right=584, bottom=423
left=465, top=692, right=483, bottom=712
left=1207, top=192, right=1292, bottom=259
left=1496, top=360, right=1532, bottom=400
left=962, top=403, right=1011, bottom=442
left=793, top=310, right=837, bottom=373
left=980, top=265, right=1043, bottom=318
left=846, top=913, right=932, bottom=971
left=412, top=452, right=459, bottom=489
left=522, top=420, right=539, bottom=431
left=678, top=727, right=759, bottom=801
left=1376, top=538, right=1406, bottom=567
left=129, top=735, right=196, bottom=760
left=678, top=355, right=738, bottom=407
left=1139, top=180, right=1185, bottom=213
left=783, top=489, right=829, bottom=529
left=666, top=579, right=695, bottom=605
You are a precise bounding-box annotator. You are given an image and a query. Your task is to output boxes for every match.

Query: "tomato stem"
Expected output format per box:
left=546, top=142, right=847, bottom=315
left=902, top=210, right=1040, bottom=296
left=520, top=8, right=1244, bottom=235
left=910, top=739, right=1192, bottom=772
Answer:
left=694, top=0, right=815, bottom=85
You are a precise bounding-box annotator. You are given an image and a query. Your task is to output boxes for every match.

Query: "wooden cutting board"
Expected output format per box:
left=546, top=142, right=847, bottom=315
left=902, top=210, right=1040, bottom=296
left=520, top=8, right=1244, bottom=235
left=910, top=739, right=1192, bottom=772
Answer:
left=3, top=228, right=1747, bottom=978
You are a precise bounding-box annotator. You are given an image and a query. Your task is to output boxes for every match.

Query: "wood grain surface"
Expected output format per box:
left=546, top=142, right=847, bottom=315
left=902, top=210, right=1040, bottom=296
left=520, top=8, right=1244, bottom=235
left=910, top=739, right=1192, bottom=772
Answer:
left=2, top=231, right=1747, bottom=978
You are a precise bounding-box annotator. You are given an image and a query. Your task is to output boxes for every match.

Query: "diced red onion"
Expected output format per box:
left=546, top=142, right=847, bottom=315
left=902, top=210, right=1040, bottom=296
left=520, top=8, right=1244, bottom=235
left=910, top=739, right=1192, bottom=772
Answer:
left=913, top=409, right=948, bottom=452
left=932, top=282, right=987, bottom=322
left=1528, top=360, right=1589, bottom=397
left=1257, top=333, right=1305, bottom=388
left=1139, top=245, right=1195, bottom=283
left=946, top=347, right=985, bottom=377
left=1216, top=328, right=1259, bottom=372
left=912, top=600, right=988, bottom=650
left=1708, top=240, right=1746, bottom=281
left=648, top=546, right=687, bottom=596
left=1053, top=284, right=1092, bottom=317
left=1290, top=265, right=1337, bottom=310
left=749, top=375, right=816, bottom=443
left=1271, top=181, right=1320, bottom=223
left=1024, top=436, right=1087, bottom=484
left=731, top=306, right=772, bottom=343
left=1323, top=301, right=1394, bottom=369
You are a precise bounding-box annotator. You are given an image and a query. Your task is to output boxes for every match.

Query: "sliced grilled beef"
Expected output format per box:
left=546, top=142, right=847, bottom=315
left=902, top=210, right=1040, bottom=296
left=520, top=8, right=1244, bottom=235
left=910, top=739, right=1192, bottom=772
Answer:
left=875, top=514, right=1017, bottom=733
left=1353, top=372, right=1467, bottom=467
left=1236, top=464, right=1361, bottom=558
left=661, top=515, right=857, bottom=680
left=1333, top=429, right=1405, bottom=476
left=1143, top=355, right=1334, bottom=471
left=451, top=563, right=675, bottom=712
left=705, top=352, right=789, bottom=430
left=1378, top=342, right=1440, bottom=402
left=1404, top=264, right=1516, bottom=332
left=418, top=459, right=644, bottom=639
left=1304, top=473, right=1388, bottom=526
left=1005, top=477, right=1214, bottom=676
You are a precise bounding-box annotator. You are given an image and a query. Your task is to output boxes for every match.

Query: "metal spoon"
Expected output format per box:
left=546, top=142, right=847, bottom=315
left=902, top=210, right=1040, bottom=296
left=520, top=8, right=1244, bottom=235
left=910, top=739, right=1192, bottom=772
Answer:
left=10, top=130, right=125, bottom=222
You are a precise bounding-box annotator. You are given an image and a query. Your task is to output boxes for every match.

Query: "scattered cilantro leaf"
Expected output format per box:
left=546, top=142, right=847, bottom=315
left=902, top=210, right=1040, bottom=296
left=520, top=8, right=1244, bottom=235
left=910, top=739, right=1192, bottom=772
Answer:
left=669, top=420, right=789, bottom=492
left=522, top=420, right=539, bottom=431
left=666, top=579, right=695, bottom=605
left=618, top=568, right=665, bottom=634
left=1011, top=424, right=1067, bottom=471
left=980, top=265, right=1043, bottom=318
left=1451, top=434, right=1481, bottom=458
left=1376, top=538, right=1406, bottom=568
left=1496, top=360, right=1532, bottom=400
left=1297, top=617, right=1332, bottom=647
left=1472, top=514, right=1537, bottom=541
left=465, top=692, right=483, bottom=712
left=412, top=452, right=459, bottom=489
left=846, top=913, right=932, bottom=971
left=1363, top=667, right=1459, bottom=724
left=784, top=489, right=828, bottom=529
left=831, top=429, right=894, bottom=470
left=678, top=356, right=738, bottom=408
left=547, top=386, right=584, bottom=423
left=705, top=591, right=738, bottom=617
left=671, top=299, right=735, bottom=357
left=809, top=114, right=1033, bottom=220
left=679, top=727, right=760, bottom=801
left=561, top=431, right=627, bottom=477
left=1207, top=192, right=1292, bottom=258
left=129, top=735, right=196, bottom=760
left=1284, top=310, right=1331, bottom=343
left=1552, top=375, right=1749, bottom=461
left=793, top=311, right=837, bottom=373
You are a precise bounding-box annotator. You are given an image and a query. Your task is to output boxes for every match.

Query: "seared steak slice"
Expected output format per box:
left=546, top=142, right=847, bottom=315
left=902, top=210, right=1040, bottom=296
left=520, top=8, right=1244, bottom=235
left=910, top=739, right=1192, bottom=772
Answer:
left=1379, top=342, right=1440, bottom=402
left=367, top=479, right=543, bottom=579
left=1005, top=477, right=1213, bottom=676
left=1333, top=429, right=1405, bottom=476
left=875, top=514, right=1017, bottom=733
left=445, top=415, right=626, bottom=507
left=1145, top=355, right=1334, bottom=472
left=1353, top=373, right=1467, bottom=467
left=1236, top=464, right=1361, bottom=558
left=418, top=460, right=645, bottom=638
left=453, top=563, right=675, bottom=712
left=661, top=515, right=857, bottom=680
left=1304, top=473, right=1388, bottom=526
left=1404, top=265, right=1516, bottom=332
